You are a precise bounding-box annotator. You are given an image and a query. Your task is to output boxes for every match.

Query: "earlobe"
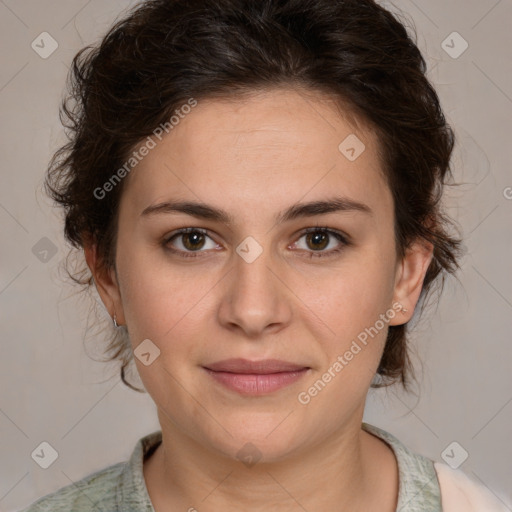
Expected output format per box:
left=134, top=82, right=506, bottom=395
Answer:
left=389, top=239, right=434, bottom=326
left=84, top=243, right=125, bottom=324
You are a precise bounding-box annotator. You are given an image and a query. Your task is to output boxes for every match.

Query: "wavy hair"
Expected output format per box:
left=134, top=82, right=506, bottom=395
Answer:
left=46, top=0, right=462, bottom=391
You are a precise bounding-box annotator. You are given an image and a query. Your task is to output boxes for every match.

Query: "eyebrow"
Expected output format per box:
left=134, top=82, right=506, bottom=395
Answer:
left=141, top=197, right=372, bottom=224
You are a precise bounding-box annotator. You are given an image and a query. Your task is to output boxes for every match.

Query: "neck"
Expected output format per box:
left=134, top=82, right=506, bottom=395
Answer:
left=144, top=410, right=398, bottom=512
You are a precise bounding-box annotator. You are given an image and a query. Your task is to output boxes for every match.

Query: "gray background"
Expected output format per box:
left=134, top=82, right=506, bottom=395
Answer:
left=0, top=0, right=511, bottom=510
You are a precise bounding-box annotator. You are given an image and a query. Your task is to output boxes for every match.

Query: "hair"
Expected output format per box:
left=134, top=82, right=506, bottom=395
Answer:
left=46, top=0, right=462, bottom=392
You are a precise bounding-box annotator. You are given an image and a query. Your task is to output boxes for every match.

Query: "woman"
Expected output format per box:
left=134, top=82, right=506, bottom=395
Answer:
left=22, top=0, right=508, bottom=510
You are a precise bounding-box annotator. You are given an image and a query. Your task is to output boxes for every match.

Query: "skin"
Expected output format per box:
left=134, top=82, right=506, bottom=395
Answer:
left=85, top=87, right=433, bottom=512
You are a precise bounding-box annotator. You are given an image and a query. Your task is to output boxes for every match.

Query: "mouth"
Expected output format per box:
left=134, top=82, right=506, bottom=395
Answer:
left=202, top=358, right=310, bottom=395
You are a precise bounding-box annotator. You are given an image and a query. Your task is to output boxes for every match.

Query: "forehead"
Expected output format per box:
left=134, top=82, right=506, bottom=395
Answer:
left=120, top=87, right=392, bottom=224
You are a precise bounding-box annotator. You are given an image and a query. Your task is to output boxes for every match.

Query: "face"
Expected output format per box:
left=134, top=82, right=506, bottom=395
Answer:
left=88, top=87, right=432, bottom=462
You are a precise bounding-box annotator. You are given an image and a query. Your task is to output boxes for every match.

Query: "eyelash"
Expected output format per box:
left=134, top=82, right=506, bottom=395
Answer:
left=162, top=227, right=351, bottom=259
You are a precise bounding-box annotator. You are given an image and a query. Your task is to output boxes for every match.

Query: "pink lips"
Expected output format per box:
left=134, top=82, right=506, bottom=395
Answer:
left=203, top=358, right=310, bottom=395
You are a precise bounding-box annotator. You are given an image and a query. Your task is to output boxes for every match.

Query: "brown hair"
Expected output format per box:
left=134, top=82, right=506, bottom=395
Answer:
left=46, top=0, right=462, bottom=391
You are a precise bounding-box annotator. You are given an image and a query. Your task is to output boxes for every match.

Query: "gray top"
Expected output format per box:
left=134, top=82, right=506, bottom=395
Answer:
left=21, top=422, right=442, bottom=511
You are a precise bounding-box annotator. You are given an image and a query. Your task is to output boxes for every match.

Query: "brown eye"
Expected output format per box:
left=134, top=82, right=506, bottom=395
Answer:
left=164, top=228, right=218, bottom=257
left=293, top=228, right=350, bottom=258
left=181, top=231, right=206, bottom=251
left=305, top=231, right=329, bottom=251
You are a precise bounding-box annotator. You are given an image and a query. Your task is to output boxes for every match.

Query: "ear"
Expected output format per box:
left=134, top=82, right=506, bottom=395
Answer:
left=84, top=243, right=125, bottom=325
left=389, top=239, right=434, bottom=326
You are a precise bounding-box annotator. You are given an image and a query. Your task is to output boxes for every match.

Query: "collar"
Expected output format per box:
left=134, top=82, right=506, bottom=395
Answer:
left=117, top=424, right=441, bottom=511
left=362, top=422, right=442, bottom=511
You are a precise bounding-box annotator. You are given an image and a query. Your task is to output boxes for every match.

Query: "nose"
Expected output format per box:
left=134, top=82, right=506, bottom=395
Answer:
left=217, top=244, right=293, bottom=339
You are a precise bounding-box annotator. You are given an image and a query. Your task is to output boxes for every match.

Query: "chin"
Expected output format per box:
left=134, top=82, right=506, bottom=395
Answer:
left=198, top=412, right=307, bottom=464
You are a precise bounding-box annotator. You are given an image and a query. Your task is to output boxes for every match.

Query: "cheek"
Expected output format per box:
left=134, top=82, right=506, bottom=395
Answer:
left=297, top=249, right=396, bottom=340
left=115, top=244, right=224, bottom=355
left=293, top=247, right=397, bottom=398
left=115, top=247, right=183, bottom=340
left=295, top=266, right=395, bottom=420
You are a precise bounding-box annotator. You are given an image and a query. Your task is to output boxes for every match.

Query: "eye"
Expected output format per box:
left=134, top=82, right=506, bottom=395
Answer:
left=291, top=227, right=350, bottom=258
left=163, top=226, right=351, bottom=259
left=163, top=228, right=219, bottom=257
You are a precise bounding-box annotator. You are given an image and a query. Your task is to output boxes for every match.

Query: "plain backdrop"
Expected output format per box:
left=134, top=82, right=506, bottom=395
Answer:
left=0, top=0, right=511, bottom=510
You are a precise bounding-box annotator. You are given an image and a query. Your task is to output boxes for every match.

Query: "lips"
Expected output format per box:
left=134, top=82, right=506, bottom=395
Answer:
left=202, top=358, right=310, bottom=395
left=203, top=358, right=308, bottom=374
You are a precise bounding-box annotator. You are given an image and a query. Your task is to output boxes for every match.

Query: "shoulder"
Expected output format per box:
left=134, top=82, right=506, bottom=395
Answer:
left=362, top=423, right=510, bottom=511
left=20, top=461, right=125, bottom=512
left=20, top=430, right=162, bottom=512
left=433, top=462, right=510, bottom=512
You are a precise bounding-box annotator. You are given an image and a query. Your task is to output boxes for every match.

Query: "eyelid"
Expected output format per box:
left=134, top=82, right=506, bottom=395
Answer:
left=297, top=226, right=351, bottom=244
